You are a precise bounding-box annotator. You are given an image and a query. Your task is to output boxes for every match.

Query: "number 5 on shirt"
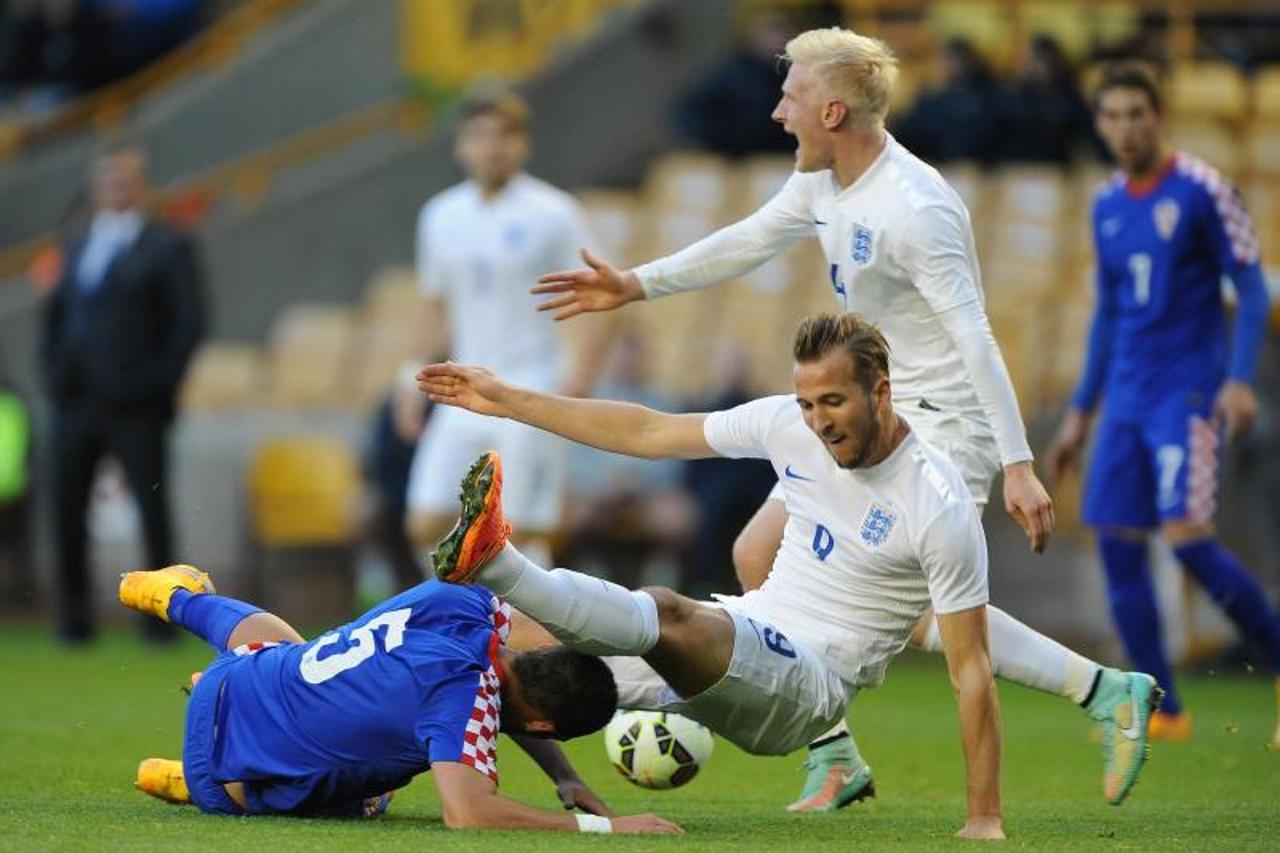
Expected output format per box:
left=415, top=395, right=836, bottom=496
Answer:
left=300, top=608, right=411, bottom=684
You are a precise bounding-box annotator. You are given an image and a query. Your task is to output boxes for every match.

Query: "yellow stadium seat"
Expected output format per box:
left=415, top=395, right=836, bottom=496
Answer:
left=246, top=437, right=359, bottom=547
left=180, top=343, right=261, bottom=412
left=362, top=267, right=420, bottom=320
left=1170, top=63, right=1248, bottom=121
left=1247, top=122, right=1280, bottom=178
left=1169, top=120, right=1243, bottom=179
left=1254, top=67, right=1280, bottom=121
left=263, top=303, right=357, bottom=409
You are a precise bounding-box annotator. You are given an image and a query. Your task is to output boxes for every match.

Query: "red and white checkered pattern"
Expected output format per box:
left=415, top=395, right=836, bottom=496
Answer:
left=1186, top=415, right=1220, bottom=525
left=490, top=596, right=511, bottom=643
left=1175, top=152, right=1260, bottom=265
left=459, top=664, right=502, bottom=783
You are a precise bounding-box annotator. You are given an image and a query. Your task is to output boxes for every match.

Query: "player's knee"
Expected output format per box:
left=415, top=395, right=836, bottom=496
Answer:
left=1162, top=519, right=1213, bottom=547
left=641, top=586, right=695, bottom=627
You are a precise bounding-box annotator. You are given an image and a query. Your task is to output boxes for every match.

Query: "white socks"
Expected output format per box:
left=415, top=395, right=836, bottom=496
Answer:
left=477, top=543, right=661, bottom=656
left=921, top=605, right=1100, bottom=705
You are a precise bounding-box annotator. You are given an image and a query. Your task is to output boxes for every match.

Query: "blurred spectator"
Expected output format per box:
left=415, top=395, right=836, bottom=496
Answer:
left=358, top=367, right=432, bottom=594
left=893, top=37, right=999, bottom=165
left=560, top=332, right=696, bottom=588
left=40, top=143, right=205, bottom=642
left=0, top=351, right=33, bottom=606
left=994, top=35, right=1096, bottom=165
left=680, top=340, right=776, bottom=596
left=673, top=11, right=796, bottom=158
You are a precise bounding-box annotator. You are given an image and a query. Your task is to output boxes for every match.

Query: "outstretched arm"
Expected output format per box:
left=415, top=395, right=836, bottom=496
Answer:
left=417, top=362, right=715, bottom=460
left=431, top=762, right=679, bottom=833
left=532, top=174, right=814, bottom=320
left=936, top=605, right=1004, bottom=841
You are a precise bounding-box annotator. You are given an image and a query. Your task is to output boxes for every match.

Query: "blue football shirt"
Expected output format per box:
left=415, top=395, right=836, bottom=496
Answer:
left=204, top=581, right=510, bottom=815
left=1078, top=152, right=1261, bottom=420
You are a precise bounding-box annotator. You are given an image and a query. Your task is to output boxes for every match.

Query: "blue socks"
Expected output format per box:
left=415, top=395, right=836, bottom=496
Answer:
left=168, top=590, right=262, bottom=651
left=1099, top=536, right=1183, bottom=714
left=1173, top=539, right=1280, bottom=673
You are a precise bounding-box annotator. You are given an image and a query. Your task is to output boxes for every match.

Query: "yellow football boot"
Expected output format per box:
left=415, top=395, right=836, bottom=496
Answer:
left=136, top=758, right=190, bottom=804
left=1147, top=710, right=1192, bottom=743
left=119, top=565, right=216, bottom=622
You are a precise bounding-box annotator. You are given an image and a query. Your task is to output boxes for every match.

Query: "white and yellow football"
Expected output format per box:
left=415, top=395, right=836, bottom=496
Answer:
left=603, top=710, right=714, bottom=790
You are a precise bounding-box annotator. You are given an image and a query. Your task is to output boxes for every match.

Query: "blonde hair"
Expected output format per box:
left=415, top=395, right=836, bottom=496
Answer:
left=783, top=27, right=899, bottom=128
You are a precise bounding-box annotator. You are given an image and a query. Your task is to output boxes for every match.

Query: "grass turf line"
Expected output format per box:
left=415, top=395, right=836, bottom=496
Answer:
left=1, top=625, right=1277, bottom=851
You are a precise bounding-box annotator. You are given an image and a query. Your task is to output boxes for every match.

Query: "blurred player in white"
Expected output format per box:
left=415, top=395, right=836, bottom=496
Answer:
left=531, top=28, right=1150, bottom=811
left=406, top=88, right=610, bottom=561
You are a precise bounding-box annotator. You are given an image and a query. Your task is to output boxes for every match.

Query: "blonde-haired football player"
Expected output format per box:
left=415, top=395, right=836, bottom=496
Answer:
left=532, top=27, right=1157, bottom=812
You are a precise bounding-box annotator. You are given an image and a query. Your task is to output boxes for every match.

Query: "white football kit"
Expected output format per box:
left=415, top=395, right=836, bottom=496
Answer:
left=408, top=174, right=588, bottom=529
left=633, top=133, right=1031, bottom=502
left=610, top=396, right=989, bottom=754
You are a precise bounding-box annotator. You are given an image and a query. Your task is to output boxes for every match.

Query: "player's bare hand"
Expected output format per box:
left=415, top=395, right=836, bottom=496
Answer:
left=1045, top=408, right=1091, bottom=487
left=956, top=816, right=1005, bottom=840
left=1003, top=461, right=1054, bottom=554
left=556, top=780, right=615, bottom=817
left=1213, top=380, right=1257, bottom=443
left=611, top=813, right=684, bottom=835
left=531, top=248, right=645, bottom=320
left=416, top=362, right=510, bottom=417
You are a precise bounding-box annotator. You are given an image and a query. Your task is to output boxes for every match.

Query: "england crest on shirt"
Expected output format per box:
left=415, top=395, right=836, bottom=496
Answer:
left=1153, top=198, right=1180, bottom=241
left=852, top=224, right=873, bottom=265
left=859, top=503, right=896, bottom=547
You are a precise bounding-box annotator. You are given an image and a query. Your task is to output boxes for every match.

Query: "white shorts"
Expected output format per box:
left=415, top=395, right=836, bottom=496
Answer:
left=606, top=608, right=850, bottom=756
left=764, top=406, right=1000, bottom=507
left=406, top=405, right=566, bottom=531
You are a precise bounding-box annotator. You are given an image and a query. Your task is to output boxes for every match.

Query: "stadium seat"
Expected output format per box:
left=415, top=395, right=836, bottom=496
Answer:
left=578, top=189, right=645, bottom=266
left=362, top=266, right=420, bottom=320
left=991, top=166, right=1068, bottom=225
left=1253, top=66, right=1280, bottom=121
left=244, top=436, right=360, bottom=623
left=180, top=343, right=262, bottom=412
left=1169, top=120, right=1243, bottom=179
left=645, top=152, right=731, bottom=218
left=1246, top=122, right=1280, bottom=178
left=263, top=303, right=357, bottom=409
left=1169, top=62, right=1249, bottom=121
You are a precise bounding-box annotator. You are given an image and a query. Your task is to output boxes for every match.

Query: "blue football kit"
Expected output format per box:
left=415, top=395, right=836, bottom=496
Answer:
left=181, top=581, right=511, bottom=816
left=1074, top=152, right=1268, bottom=528
left=1071, top=152, right=1278, bottom=716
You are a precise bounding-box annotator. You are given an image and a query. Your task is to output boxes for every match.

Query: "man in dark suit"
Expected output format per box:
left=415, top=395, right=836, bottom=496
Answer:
left=41, top=145, right=205, bottom=642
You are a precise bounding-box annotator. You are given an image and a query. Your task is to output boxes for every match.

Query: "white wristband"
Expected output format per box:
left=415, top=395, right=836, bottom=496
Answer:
left=575, top=813, right=613, bottom=834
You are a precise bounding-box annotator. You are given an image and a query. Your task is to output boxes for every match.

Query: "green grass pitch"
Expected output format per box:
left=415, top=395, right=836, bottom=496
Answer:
left=1, top=625, right=1277, bottom=852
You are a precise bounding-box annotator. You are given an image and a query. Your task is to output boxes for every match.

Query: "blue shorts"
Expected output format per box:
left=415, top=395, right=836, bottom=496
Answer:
left=183, top=651, right=244, bottom=816
left=1082, top=402, right=1221, bottom=530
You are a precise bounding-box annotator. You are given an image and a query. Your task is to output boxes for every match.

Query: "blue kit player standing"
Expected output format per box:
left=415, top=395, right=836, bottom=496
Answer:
left=117, top=561, right=680, bottom=834
left=1048, top=62, right=1280, bottom=746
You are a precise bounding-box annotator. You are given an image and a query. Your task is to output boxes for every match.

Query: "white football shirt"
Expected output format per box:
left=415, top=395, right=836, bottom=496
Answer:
left=634, top=134, right=1032, bottom=466
left=417, top=173, right=589, bottom=389
left=704, top=395, right=990, bottom=687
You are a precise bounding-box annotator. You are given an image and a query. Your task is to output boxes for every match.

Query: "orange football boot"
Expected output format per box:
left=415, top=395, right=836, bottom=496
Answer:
left=432, top=451, right=512, bottom=584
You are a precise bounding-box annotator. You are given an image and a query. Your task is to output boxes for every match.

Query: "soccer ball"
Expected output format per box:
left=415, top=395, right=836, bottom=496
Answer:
left=604, top=710, right=714, bottom=790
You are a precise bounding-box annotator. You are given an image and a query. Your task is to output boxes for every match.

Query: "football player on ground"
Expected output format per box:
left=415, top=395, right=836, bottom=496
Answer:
left=530, top=26, right=1146, bottom=810
left=1047, top=62, right=1280, bottom=746
left=118, top=567, right=679, bottom=834
left=405, top=86, right=613, bottom=568
left=422, top=312, right=1164, bottom=841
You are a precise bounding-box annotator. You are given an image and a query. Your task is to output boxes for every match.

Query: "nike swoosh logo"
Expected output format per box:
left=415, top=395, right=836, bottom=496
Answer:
left=784, top=465, right=813, bottom=482
left=814, top=219, right=828, bottom=225
left=838, top=770, right=861, bottom=786
left=1117, top=693, right=1144, bottom=741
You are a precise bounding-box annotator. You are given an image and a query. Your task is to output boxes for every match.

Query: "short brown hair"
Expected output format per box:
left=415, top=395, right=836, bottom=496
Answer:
left=793, top=312, right=890, bottom=391
left=1092, top=61, right=1162, bottom=115
left=459, top=85, right=530, bottom=132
